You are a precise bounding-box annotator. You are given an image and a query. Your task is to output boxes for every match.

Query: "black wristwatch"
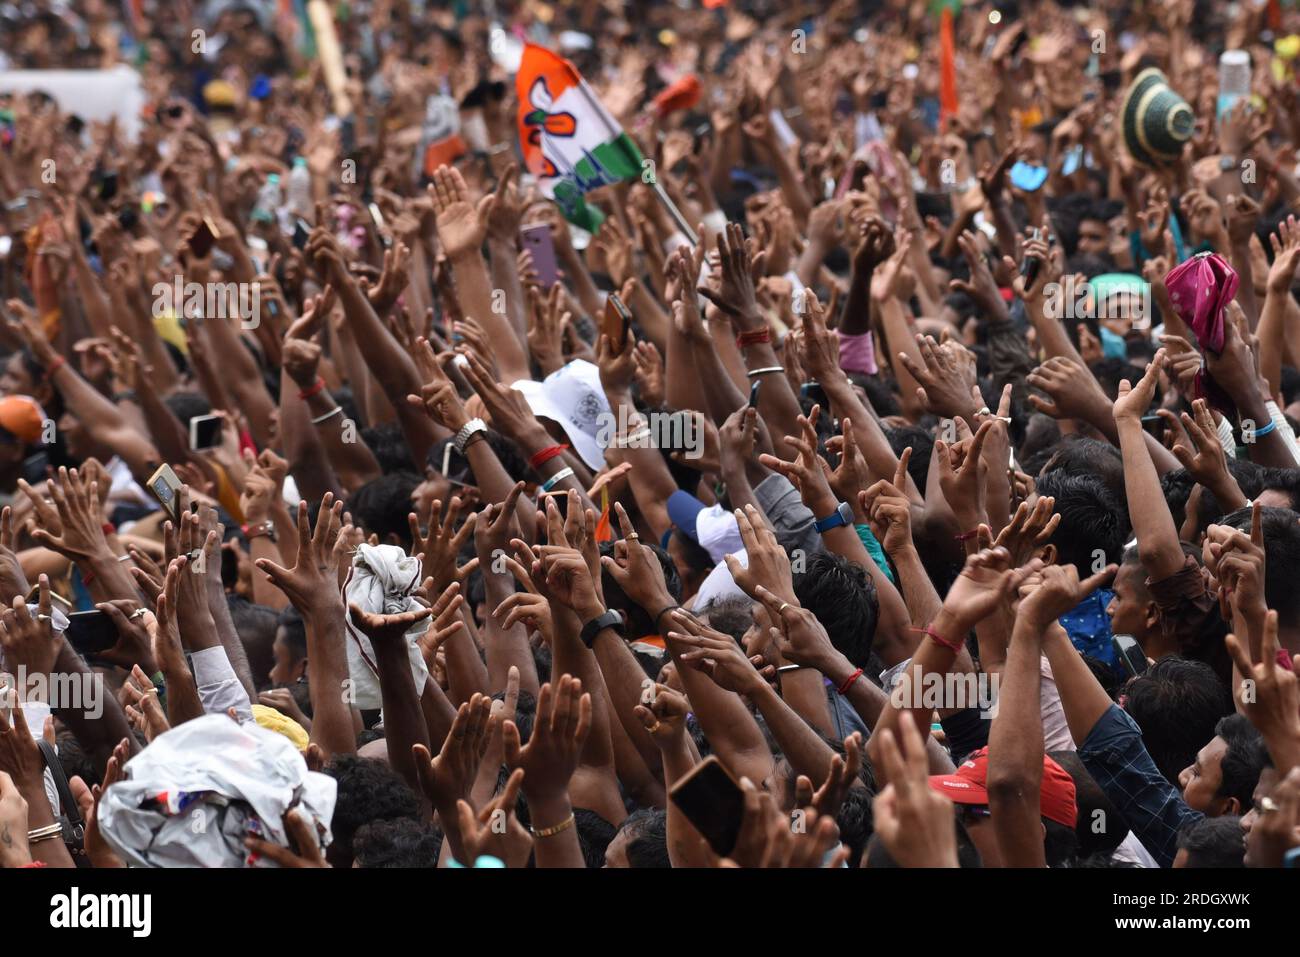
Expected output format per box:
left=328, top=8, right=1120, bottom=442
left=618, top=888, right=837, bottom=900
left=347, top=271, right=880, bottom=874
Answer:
left=580, top=609, right=625, bottom=648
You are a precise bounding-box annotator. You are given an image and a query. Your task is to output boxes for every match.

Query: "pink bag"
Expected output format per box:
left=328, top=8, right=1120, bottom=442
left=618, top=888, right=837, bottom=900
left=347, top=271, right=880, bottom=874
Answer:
left=1162, top=252, right=1239, bottom=416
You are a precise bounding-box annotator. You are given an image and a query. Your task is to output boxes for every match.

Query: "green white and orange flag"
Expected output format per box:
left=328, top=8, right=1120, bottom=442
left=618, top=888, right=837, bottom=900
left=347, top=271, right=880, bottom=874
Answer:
left=515, top=43, right=644, bottom=233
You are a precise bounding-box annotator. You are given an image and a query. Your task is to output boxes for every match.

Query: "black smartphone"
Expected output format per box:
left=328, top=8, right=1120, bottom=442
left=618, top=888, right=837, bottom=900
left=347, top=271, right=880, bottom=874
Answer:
left=188, top=219, right=217, bottom=259
left=748, top=379, right=762, bottom=409
left=800, top=381, right=829, bottom=409
left=292, top=217, right=311, bottom=250
left=189, top=414, right=223, bottom=452
left=669, top=755, right=746, bottom=857
left=1113, top=634, right=1148, bottom=678
left=67, top=610, right=119, bottom=657
left=1020, top=227, right=1043, bottom=286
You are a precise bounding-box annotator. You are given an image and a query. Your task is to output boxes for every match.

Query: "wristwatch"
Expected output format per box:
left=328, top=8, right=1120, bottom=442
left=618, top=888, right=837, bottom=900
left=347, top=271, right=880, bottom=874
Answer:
left=580, top=609, right=625, bottom=649
left=453, top=418, right=488, bottom=453
left=814, top=501, right=854, bottom=533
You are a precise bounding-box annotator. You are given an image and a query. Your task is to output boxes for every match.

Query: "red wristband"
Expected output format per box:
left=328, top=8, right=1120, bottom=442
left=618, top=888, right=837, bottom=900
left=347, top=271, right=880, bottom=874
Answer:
left=528, top=443, right=569, bottom=469
left=297, top=377, right=327, bottom=400
left=45, top=355, right=66, bottom=377
left=20, top=860, right=47, bottom=868
left=836, top=668, right=864, bottom=695
left=915, top=625, right=965, bottom=654
left=102, top=522, right=116, bottom=536
left=954, top=529, right=980, bottom=542
left=736, top=327, right=771, bottom=348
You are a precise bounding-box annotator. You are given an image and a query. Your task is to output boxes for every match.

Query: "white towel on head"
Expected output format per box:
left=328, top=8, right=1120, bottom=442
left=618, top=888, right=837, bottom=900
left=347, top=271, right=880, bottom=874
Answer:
left=342, top=543, right=431, bottom=711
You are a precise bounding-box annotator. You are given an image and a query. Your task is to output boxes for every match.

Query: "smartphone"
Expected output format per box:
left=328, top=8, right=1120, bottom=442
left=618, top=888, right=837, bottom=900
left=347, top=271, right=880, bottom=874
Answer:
left=368, top=202, right=391, bottom=248
left=20, top=451, right=48, bottom=485
left=146, top=463, right=184, bottom=520
left=188, top=218, right=217, bottom=259
left=189, top=414, right=223, bottom=452
left=1020, top=227, right=1043, bottom=286
left=26, top=583, right=72, bottom=616
left=1009, top=161, right=1049, bottom=193
left=520, top=222, right=559, bottom=287
left=747, top=379, right=762, bottom=409
left=66, top=610, right=119, bottom=657
left=603, top=293, right=631, bottom=351
left=801, top=381, right=829, bottom=410
left=97, top=170, right=119, bottom=202
left=1113, top=634, right=1149, bottom=678
left=292, top=217, right=311, bottom=250
left=668, top=755, right=746, bottom=857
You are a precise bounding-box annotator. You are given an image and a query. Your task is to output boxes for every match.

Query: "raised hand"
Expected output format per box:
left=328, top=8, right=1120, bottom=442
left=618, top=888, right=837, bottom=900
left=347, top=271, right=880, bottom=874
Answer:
left=871, top=711, right=958, bottom=867
left=503, top=674, right=592, bottom=803
left=254, top=495, right=345, bottom=620
left=409, top=496, right=478, bottom=596
left=429, top=165, right=495, bottom=259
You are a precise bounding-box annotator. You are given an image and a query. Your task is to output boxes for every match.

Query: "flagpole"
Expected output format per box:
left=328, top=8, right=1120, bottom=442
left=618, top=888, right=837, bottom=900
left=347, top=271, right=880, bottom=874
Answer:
left=572, top=79, right=698, bottom=247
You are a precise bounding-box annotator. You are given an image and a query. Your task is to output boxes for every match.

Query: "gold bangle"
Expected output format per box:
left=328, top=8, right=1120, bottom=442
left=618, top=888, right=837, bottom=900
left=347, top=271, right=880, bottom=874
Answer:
left=530, top=813, right=575, bottom=838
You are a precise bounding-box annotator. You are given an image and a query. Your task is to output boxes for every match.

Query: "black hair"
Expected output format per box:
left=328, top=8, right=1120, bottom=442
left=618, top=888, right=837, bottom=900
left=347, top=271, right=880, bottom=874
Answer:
left=162, top=389, right=212, bottom=425
left=793, top=552, right=879, bottom=669
left=277, top=605, right=308, bottom=661
left=1222, top=505, right=1300, bottom=626
left=1214, top=713, right=1265, bottom=810
left=363, top=421, right=419, bottom=474
left=599, top=540, right=681, bottom=638
left=700, top=594, right=754, bottom=644
left=1032, top=470, right=1130, bottom=574
left=227, top=597, right=281, bottom=689
left=1123, top=656, right=1233, bottom=784
left=1175, top=815, right=1246, bottom=867
left=884, top=425, right=933, bottom=493
left=346, top=471, right=422, bottom=548
left=574, top=808, right=617, bottom=868
left=620, top=807, right=670, bottom=868
left=1258, top=467, right=1300, bottom=511
left=1044, top=817, right=1080, bottom=867
left=352, top=817, right=442, bottom=867
left=324, top=756, right=423, bottom=866
left=1039, top=435, right=1127, bottom=505
left=835, top=782, right=875, bottom=868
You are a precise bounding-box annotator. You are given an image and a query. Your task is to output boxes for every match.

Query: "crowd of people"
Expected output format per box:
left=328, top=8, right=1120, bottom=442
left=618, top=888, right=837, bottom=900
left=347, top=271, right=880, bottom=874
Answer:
left=0, top=0, right=1298, bottom=873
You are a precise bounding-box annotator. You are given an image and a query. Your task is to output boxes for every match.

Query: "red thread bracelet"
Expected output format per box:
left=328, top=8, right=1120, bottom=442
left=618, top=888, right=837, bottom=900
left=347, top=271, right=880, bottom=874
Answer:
left=528, top=443, right=569, bottom=469
left=836, top=668, right=864, bottom=695
left=736, top=328, right=771, bottom=348
left=954, top=529, right=980, bottom=542
left=298, top=377, right=327, bottom=400
left=915, top=625, right=964, bottom=654
left=45, top=355, right=66, bottom=377
left=102, top=522, right=116, bottom=536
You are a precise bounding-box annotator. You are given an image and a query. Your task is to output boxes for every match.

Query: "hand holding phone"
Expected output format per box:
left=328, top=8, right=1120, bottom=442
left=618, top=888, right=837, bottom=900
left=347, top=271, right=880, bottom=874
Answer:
left=668, top=755, right=746, bottom=857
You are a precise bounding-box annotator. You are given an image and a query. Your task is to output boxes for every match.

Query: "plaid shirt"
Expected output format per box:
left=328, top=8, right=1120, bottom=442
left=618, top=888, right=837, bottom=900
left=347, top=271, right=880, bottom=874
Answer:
left=1078, top=704, right=1204, bottom=868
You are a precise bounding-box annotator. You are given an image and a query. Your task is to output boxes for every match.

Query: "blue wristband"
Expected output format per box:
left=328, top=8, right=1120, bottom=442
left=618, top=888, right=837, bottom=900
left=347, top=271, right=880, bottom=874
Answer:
left=1250, top=419, right=1278, bottom=439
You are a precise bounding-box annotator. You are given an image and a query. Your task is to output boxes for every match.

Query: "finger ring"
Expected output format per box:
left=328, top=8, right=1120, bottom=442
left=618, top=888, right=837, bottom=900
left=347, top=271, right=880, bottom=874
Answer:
left=626, top=533, right=640, bottom=542
left=129, top=608, right=148, bottom=620
left=36, top=614, right=51, bottom=623
left=778, top=602, right=791, bottom=615
left=1260, top=796, right=1280, bottom=814
left=187, top=549, right=202, bottom=561
left=646, top=719, right=661, bottom=733
left=976, top=407, right=991, bottom=417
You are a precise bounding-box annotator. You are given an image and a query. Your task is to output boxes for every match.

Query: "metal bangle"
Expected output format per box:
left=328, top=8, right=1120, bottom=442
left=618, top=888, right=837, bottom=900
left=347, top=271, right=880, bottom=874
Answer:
left=310, top=406, right=344, bottom=425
